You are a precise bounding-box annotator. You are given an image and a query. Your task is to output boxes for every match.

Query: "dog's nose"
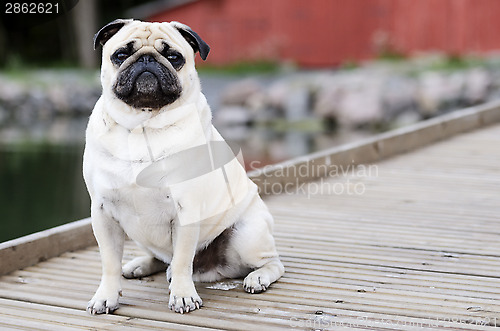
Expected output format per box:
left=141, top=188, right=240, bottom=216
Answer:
left=138, top=54, right=156, bottom=64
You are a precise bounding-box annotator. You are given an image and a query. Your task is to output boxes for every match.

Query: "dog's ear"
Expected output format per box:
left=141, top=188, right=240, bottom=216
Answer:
left=94, top=19, right=133, bottom=50
left=172, top=22, right=210, bottom=60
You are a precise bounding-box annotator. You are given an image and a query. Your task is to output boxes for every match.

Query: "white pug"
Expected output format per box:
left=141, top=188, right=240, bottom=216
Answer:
left=83, top=19, right=284, bottom=315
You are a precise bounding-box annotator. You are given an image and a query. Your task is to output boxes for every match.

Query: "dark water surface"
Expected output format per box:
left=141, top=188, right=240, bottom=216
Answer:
left=0, top=143, right=90, bottom=242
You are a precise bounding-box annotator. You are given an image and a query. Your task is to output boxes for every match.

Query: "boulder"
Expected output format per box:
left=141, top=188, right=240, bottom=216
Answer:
left=220, top=78, right=262, bottom=106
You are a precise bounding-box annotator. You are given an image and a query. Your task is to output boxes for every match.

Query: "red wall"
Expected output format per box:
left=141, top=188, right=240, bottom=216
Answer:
left=148, top=0, right=500, bottom=67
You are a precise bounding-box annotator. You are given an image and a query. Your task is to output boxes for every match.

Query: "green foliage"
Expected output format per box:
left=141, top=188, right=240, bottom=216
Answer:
left=427, top=54, right=485, bottom=71
left=197, top=60, right=281, bottom=75
left=376, top=48, right=406, bottom=62
left=340, top=60, right=359, bottom=70
left=0, top=67, right=99, bottom=88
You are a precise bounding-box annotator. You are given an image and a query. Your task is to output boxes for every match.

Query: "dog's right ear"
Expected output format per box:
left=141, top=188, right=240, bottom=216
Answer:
left=94, top=19, right=133, bottom=50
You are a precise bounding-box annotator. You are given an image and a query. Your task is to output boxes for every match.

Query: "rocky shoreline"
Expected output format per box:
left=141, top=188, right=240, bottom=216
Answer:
left=214, top=56, right=500, bottom=130
left=0, top=70, right=101, bottom=126
left=1, top=55, right=500, bottom=133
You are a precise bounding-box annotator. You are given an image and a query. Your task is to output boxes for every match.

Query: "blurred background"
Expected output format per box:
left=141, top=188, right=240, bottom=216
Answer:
left=2, top=0, right=500, bottom=241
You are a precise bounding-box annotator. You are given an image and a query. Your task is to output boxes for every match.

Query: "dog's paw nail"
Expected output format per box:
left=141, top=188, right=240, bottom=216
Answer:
left=243, top=272, right=271, bottom=294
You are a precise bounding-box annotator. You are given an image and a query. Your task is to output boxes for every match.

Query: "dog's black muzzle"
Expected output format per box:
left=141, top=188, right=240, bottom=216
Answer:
left=113, top=54, right=182, bottom=110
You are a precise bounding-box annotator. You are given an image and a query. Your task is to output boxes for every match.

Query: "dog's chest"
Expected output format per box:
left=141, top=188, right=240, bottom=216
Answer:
left=105, top=184, right=177, bottom=252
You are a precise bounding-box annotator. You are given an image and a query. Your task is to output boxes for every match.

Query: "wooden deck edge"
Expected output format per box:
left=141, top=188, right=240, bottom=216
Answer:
left=1, top=101, right=499, bottom=274
left=248, top=100, right=500, bottom=194
left=0, top=218, right=95, bottom=276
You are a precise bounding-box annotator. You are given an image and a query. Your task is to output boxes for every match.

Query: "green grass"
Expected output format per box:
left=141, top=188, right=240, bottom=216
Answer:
left=377, top=49, right=407, bottom=62
left=197, top=60, right=281, bottom=75
left=426, top=54, right=485, bottom=71
left=0, top=67, right=100, bottom=87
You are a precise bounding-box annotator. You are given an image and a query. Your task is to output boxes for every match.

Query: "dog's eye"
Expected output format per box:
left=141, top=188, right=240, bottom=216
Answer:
left=116, top=52, right=129, bottom=61
left=111, top=50, right=131, bottom=66
left=167, top=54, right=179, bottom=61
left=111, top=41, right=136, bottom=66
left=166, top=52, right=185, bottom=70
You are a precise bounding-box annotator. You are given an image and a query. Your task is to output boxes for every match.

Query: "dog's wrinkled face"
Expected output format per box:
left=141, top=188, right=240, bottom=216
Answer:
left=94, top=19, right=210, bottom=110
left=110, top=39, right=184, bottom=109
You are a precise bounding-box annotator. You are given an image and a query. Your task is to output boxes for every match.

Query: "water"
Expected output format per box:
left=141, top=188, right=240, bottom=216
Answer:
left=0, top=143, right=90, bottom=242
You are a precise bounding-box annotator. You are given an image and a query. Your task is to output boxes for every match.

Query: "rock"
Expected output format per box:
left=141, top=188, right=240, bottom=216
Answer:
left=313, top=76, right=343, bottom=119
left=0, top=71, right=99, bottom=120
left=392, top=111, right=421, bottom=128
left=416, top=72, right=448, bottom=117
left=382, top=76, right=417, bottom=120
left=464, top=68, right=491, bottom=104
left=283, top=85, right=310, bottom=121
left=214, top=105, right=253, bottom=126
left=47, top=86, right=69, bottom=113
left=0, top=104, right=9, bottom=125
left=443, top=72, right=466, bottom=108
left=66, top=87, right=100, bottom=114
left=220, top=78, right=262, bottom=106
left=0, top=77, right=24, bottom=101
left=266, top=80, right=290, bottom=113
left=327, top=75, right=385, bottom=128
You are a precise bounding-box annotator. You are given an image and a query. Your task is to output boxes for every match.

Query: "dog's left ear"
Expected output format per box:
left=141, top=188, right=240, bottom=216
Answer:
left=172, top=22, right=210, bottom=61
left=94, top=19, right=133, bottom=50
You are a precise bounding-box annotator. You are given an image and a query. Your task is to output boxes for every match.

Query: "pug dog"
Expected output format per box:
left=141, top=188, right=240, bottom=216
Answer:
left=84, top=19, right=284, bottom=315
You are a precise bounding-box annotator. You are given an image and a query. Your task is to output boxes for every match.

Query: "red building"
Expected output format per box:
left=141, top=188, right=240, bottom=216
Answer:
left=133, top=0, right=500, bottom=67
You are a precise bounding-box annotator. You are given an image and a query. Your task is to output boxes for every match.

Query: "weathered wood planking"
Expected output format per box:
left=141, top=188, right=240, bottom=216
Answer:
left=0, top=218, right=95, bottom=276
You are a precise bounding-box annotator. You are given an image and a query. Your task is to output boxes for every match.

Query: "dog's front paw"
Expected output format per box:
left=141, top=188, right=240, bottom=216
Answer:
left=168, top=293, right=202, bottom=314
left=244, top=270, right=271, bottom=294
left=168, top=280, right=202, bottom=313
left=87, top=286, right=121, bottom=315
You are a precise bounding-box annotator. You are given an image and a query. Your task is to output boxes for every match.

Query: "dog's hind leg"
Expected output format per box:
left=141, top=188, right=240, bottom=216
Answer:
left=123, top=255, right=167, bottom=279
left=230, top=198, right=285, bottom=293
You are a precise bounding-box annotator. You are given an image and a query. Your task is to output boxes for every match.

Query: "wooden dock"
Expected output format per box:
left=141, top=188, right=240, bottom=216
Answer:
left=1, top=102, right=500, bottom=330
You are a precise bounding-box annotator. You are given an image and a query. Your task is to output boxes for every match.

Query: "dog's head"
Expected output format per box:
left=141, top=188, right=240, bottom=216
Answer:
left=94, top=19, right=210, bottom=110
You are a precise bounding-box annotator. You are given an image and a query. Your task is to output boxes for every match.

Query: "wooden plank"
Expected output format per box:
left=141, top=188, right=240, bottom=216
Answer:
left=0, top=218, right=96, bottom=276
left=0, top=298, right=215, bottom=331
left=0, top=267, right=496, bottom=330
